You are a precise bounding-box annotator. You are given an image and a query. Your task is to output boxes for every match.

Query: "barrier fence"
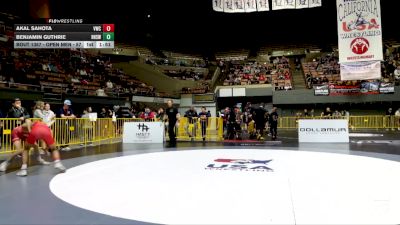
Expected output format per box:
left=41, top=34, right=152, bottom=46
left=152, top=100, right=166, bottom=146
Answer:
left=0, top=116, right=399, bottom=154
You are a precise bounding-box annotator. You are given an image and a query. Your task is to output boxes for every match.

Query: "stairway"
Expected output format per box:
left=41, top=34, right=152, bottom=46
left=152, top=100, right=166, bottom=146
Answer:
left=290, top=60, right=307, bottom=90
left=43, top=92, right=63, bottom=104
left=115, top=61, right=199, bottom=95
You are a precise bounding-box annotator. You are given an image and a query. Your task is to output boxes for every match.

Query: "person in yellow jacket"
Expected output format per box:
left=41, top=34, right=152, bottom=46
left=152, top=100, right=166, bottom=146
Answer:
left=247, top=116, right=257, bottom=140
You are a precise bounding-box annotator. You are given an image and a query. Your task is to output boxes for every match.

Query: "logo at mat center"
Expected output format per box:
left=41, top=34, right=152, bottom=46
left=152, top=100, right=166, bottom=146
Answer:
left=351, top=37, right=369, bottom=55
left=205, top=158, right=273, bottom=172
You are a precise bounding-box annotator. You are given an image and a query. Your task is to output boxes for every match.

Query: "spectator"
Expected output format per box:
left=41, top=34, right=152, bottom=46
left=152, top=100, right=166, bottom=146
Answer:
left=106, top=80, right=113, bottom=89
left=247, top=115, right=257, bottom=139
left=333, top=110, right=342, bottom=118
left=59, top=100, right=76, bottom=119
left=67, top=82, right=77, bottom=94
left=310, top=109, right=315, bottom=117
left=81, top=107, right=94, bottom=146
left=140, top=107, right=155, bottom=121
left=305, top=74, right=312, bottom=89
left=7, top=98, right=30, bottom=124
left=304, top=109, right=309, bottom=117
left=386, top=107, right=394, bottom=116
left=321, top=107, right=332, bottom=117
left=394, top=66, right=400, bottom=81
left=184, top=106, right=198, bottom=138
left=42, top=103, right=56, bottom=127
left=395, top=108, right=400, bottom=131
left=99, top=107, right=108, bottom=118
left=157, top=108, right=166, bottom=122
left=58, top=99, right=76, bottom=151
left=33, top=101, right=45, bottom=119
left=342, top=109, right=350, bottom=118
left=116, top=106, right=135, bottom=118
left=96, top=86, right=107, bottom=97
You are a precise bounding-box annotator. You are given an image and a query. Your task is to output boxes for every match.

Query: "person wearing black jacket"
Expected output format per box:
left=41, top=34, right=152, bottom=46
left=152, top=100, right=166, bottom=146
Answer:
left=7, top=98, right=30, bottom=125
left=227, top=106, right=242, bottom=140
left=254, top=105, right=266, bottom=140
left=269, top=107, right=278, bottom=140
left=198, top=107, right=211, bottom=141
left=166, top=100, right=180, bottom=147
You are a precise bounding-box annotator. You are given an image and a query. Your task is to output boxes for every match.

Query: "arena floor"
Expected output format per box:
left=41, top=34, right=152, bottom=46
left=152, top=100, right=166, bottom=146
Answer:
left=1, top=130, right=400, bottom=225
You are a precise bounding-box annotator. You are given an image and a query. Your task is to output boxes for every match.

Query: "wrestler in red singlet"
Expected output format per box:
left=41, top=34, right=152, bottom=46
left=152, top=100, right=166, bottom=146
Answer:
left=0, top=123, right=50, bottom=174
left=14, top=120, right=66, bottom=177
left=26, top=121, right=55, bottom=146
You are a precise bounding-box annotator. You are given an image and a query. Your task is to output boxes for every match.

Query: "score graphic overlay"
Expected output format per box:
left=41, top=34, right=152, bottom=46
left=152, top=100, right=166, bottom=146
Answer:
left=14, top=22, right=114, bottom=49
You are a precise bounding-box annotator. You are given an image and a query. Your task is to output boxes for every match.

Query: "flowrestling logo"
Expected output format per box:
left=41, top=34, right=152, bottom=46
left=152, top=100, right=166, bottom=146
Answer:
left=205, top=158, right=273, bottom=172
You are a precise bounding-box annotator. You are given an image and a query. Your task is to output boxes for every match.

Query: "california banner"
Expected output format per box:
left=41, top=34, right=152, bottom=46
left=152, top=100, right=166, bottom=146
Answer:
left=336, top=0, right=383, bottom=63
left=272, top=0, right=286, bottom=10
left=283, top=0, right=296, bottom=9
left=296, top=0, right=309, bottom=9
left=245, top=0, right=258, bottom=12
left=309, top=0, right=322, bottom=8
left=257, top=0, right=270, bottom=11
left=213, top=0, right=224, bottom=12
left=340, top=60, right=381, bottom=81
left=232, top=0, right=246, bottom=12
left=272, top=0, right=295, bottom=10
left=223, top=0, right=236, bottom=13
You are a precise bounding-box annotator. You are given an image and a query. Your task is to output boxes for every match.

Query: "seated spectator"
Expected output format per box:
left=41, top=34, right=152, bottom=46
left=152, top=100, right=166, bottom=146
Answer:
left=394, top=66, right=400, bottom=81
left=96, top=86, right=107, bottom=97
left=106, top=80, right=113, bottom=89
left=140, top=108, right=155, bottom=121
left=66, top=83, right=77, bottom=94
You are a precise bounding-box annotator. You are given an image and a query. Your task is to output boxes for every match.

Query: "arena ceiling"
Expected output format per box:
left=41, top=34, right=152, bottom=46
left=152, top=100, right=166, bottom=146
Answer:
left=2, top=0, right=400, bottom=53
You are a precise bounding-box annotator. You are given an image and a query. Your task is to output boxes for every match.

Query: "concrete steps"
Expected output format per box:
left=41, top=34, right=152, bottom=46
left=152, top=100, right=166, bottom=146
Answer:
left=290, top=61, right=307, bottom=90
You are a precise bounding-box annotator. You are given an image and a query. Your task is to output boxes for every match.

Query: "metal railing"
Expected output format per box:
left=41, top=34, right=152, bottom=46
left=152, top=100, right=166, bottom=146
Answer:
left=0, top=117, right=224, bottom=154
left=1, top=116, right=398, bottom=154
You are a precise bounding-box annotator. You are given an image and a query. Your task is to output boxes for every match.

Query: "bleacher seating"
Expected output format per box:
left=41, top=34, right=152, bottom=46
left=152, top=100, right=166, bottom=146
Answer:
left=302, top=54, right=341, bottom=88
left=0, top=43, right=164, bottom=98
left=303, top=50, right=400, bottom=88
left=143, top=56, right=209, bottom=81
left=222, top=57, right=293, bottom=90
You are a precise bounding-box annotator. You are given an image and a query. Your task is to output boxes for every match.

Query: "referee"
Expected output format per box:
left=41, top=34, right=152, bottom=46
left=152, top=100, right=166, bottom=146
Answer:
left=166, top=100, right=180, bottom=147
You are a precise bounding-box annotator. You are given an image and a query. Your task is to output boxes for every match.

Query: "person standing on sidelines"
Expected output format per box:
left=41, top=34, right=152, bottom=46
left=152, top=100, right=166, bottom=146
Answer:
left=33, top=101, right=48, bottom=151
left=184, top=106, right=198, bottom=139
left=395, top=108, right=400, bottom=131
left=42, top=103, right=56, bottom=127
left=16, top=120, right=66, bottom=177
left=198, top=107, right=211, bottom=141
left=166, top=100, right=180, bottom=147
left=58, top=100, right=76, bottom=151
left=269, top=107, right=279, bottom=141
left=0, top=122, right=50, bottom=173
